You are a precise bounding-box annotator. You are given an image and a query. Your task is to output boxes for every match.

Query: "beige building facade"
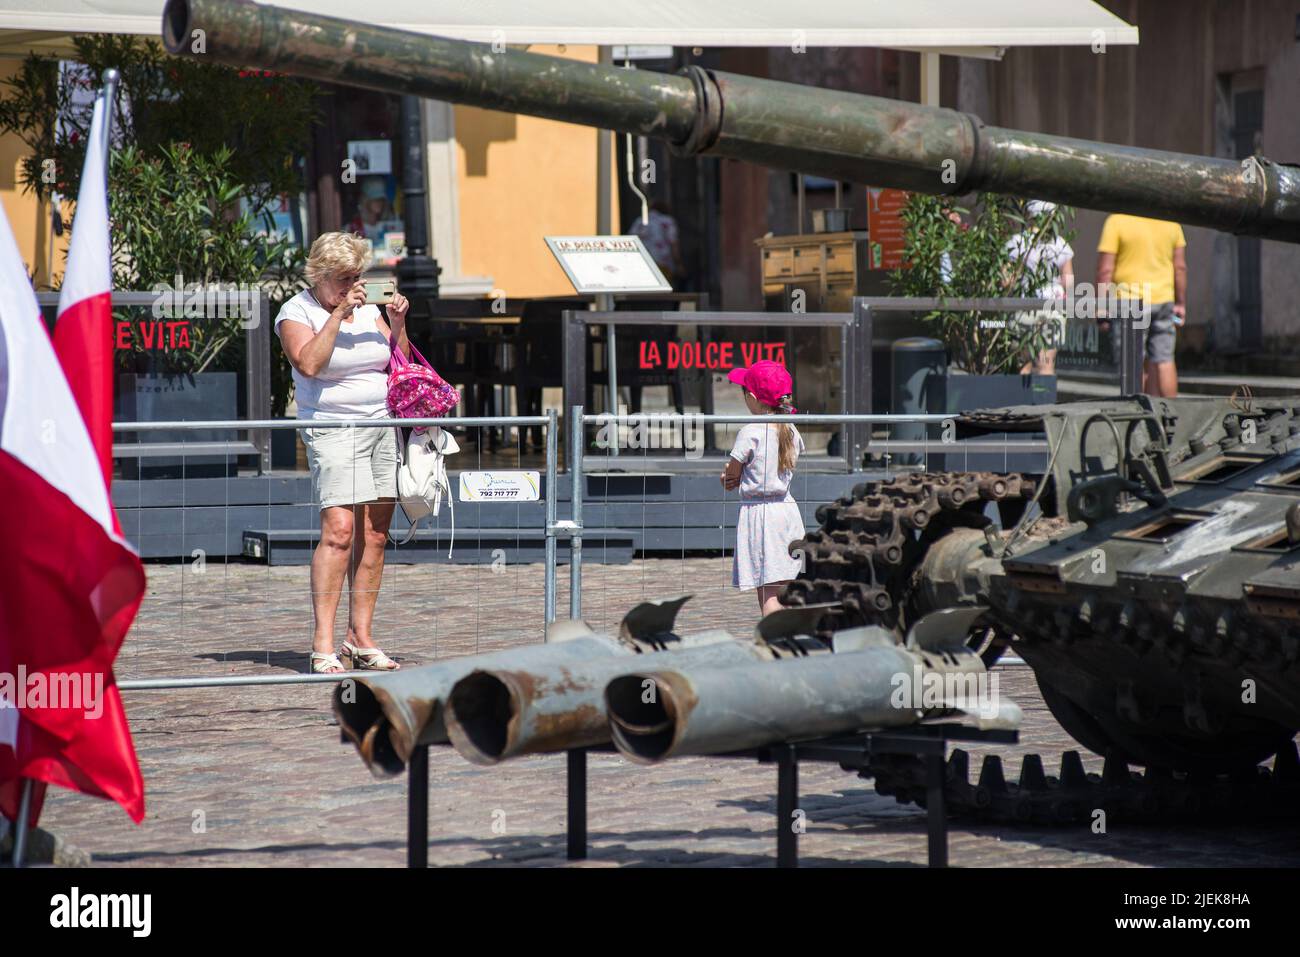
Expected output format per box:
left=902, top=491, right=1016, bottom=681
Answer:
left=959, top=0, right=1300, bottom=366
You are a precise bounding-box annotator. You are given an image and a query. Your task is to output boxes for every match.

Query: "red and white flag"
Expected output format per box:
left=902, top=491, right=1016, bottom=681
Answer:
left=0, top=75, right=146, bottom=825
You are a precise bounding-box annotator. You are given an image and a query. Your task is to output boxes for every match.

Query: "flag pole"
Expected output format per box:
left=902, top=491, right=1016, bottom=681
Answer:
left=11, top=68, right=121, bottom=869
left=11, top=780, right=33, bottom=867
left=99, top=67, right=120, bottom=163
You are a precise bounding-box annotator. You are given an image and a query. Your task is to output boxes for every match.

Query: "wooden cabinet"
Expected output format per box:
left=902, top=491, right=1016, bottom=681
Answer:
left=756, top=231, right=874, bottom=414
left=757, top=231, right=871, bottom=311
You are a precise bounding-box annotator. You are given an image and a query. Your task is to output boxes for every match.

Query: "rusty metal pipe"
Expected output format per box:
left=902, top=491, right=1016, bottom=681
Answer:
left=443, top=632, right=768, bottom=765
left=162, top=0, right=1300, bottom=242
left=606, top=642, right=1018, bottom=764
left=334, top=633, right=630, bottom=777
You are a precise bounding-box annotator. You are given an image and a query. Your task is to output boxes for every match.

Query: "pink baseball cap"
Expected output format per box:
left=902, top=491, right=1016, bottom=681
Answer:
left=727, top=359, right=796, bottom=411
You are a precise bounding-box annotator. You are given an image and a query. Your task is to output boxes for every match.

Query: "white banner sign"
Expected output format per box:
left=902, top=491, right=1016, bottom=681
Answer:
left=544, top=235, right=671, bottom=293
left=458, top=471, right=541, bottom=502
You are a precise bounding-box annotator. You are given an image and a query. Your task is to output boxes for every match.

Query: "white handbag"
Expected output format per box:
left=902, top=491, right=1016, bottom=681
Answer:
left=390, top=426, right=459, bottom=553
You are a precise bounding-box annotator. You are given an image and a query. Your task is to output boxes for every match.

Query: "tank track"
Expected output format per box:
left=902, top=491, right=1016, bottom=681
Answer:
left=782, top=470, right=1036, bottom=636
left=864, top=742, right=1300, bottom=826
left=785, top=469, right=1300, bottom=825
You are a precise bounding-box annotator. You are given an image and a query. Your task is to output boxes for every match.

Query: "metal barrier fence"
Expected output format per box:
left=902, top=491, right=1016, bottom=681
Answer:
left=108, top=408, right=1039, bottom=688
left=111, top=413, right=556, bottom=689
left=563, top=296, right=1142, bottom=470
left=15, top=409, right=1039, bottom=864
left=567, top=408, right=1047, bottom=634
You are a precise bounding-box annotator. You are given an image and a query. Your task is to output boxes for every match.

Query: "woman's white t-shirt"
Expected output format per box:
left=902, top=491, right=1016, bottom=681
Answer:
left=274, top=290, right=392, bottom=419
left=1005, top=233, right=1074, bottom=299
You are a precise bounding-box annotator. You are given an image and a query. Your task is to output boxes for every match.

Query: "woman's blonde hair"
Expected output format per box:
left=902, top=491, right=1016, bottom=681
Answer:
left=305, top=231, right=372, bottom=286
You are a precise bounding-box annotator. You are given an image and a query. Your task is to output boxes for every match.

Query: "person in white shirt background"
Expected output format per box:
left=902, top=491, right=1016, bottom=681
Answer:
left=274, top=232, right=410, bottom=674
left=1005, top=200, right=1075, bottom=375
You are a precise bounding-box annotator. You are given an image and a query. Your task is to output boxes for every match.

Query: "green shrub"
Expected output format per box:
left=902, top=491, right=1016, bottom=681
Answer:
left=110, top=142, right=304, bottom=376
left=889, top=193, right=1076, bottom=375
left=0, top=34, right=318, bottom=412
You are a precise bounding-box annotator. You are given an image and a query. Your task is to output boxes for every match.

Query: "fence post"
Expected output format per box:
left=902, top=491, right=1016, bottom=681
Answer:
left=570, top=406, right=584, bottom=620
left=848, top=298, right=873, bottom=471
left=840, top=320, right=850, bottom=469
left=562, top=310, right=586, bottom=431
left=1120, top=312, right=1144, bottom=396
left=246, top=289, right=273, bottom=474
left=544, top=407, right=558, bottom=630
left=598, top=295, right=618, bottom=445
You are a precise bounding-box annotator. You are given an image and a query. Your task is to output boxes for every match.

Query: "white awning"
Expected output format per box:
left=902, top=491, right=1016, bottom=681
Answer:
left=2, top=0, right=1137, bottom=58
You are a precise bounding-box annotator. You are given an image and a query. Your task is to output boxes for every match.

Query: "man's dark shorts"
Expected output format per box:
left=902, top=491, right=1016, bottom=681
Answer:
left=1144, top=302, right=1177, bottom=364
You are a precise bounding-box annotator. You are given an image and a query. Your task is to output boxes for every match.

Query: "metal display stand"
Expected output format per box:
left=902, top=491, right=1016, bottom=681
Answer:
left=742, top=724, right=1019, bottom=867
left=404, top=723, right=1017, bottom=869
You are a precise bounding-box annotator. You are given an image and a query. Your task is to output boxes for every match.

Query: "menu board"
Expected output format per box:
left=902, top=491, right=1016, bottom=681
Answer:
left=867, top=187, right=909, bottom=270
left=544, top=236, right=671, bottom=293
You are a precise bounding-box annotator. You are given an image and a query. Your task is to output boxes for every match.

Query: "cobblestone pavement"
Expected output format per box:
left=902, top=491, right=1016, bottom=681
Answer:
left=38, top=557, right=1300, bottom=867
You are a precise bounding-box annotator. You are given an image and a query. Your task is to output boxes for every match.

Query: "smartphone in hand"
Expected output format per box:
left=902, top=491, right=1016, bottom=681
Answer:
left=364, top=279, right=396, bottom=305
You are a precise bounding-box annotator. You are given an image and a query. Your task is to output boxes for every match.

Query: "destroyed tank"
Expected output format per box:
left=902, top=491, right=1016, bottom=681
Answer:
left=162, top=0, right=1300, bottom=820
left=786, top=399, right=1300, bottom=797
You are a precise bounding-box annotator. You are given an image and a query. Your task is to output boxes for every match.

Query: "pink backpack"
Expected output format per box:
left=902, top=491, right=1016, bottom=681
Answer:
left=386, top=341, right=461, bottom=424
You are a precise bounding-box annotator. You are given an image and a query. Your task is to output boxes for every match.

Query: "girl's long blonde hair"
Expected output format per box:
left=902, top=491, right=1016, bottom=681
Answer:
left=773, top=394, right=798, bottom=473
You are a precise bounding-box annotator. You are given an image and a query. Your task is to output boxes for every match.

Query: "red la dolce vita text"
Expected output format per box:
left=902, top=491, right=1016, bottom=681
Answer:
left=639, top=340, right=786, bottom=370
left=116, top=321, right=192, bottom=350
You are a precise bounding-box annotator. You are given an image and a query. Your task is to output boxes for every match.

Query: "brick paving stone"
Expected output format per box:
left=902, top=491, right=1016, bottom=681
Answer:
left=32, top=557, right=1300, bottom=867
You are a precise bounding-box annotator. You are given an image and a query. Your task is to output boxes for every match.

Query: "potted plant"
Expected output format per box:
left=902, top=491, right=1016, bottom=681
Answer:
left=109, top=143, right=306, bottom=475
left=0, top=35, right=316, bottom=473
left=890, top=192, right=1077, bottom=412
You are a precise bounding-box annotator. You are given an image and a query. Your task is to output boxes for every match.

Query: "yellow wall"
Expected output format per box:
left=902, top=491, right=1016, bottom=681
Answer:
left=5, top=47, right=615, bottom=298
left=0, top=58, right=66, bottom=289
left=454, top=44, right=619, bottom=298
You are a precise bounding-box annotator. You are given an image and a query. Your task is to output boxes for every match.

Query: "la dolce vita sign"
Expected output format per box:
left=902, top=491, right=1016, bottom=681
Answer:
left=639, top=340, right=786, bottom=370
left=544, top=234, right=671, bottom=293
left=552, top=238, right=640, bottom=252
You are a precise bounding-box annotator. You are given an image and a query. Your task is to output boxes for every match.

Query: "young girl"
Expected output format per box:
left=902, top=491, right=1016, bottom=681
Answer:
left=721, top=360, right=806, bottom=615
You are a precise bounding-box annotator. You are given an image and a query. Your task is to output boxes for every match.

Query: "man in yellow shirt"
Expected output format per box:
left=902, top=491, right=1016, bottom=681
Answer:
left=1096, top=215, right=1188, bottom=397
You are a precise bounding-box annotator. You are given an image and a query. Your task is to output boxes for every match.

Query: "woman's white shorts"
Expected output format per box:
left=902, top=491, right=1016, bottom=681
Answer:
left=302, top=423, right=399, bottom=509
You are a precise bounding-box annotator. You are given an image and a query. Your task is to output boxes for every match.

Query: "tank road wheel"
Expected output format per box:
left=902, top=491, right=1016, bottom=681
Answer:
left=785, top=471, right=1033, bottom=644
left=1036, top=677, right=1145, bottom=764
left=1038, top=677, right=1297, bottom=775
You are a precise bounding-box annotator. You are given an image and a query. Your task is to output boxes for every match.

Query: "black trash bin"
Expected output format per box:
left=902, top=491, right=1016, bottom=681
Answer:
left=890, top=337, right=946, bottom=466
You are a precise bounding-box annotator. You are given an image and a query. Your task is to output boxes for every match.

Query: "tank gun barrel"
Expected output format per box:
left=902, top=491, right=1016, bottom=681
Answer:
left=163, top=0, right=1300, bottom=242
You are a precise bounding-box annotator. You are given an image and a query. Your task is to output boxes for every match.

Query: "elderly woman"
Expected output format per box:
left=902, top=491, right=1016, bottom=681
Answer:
left=274, top=232, right=409, bottom=674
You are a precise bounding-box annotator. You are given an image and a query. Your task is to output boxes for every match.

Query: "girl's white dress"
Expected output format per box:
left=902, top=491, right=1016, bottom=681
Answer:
left=730, top=423, right=806, bottom=590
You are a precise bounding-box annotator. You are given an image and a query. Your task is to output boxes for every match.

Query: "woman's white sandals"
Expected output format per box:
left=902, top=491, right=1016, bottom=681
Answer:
left=309, top=651, right=346, bottom=674
left=341, top=641, right=400, bottom=671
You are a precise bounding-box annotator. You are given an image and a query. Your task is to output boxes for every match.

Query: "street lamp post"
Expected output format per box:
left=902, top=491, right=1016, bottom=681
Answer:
left=395, top=94, right=441, bottom=315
